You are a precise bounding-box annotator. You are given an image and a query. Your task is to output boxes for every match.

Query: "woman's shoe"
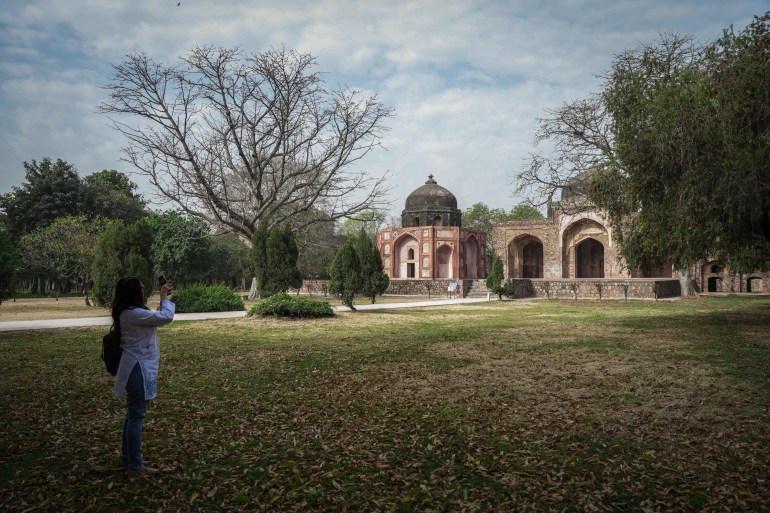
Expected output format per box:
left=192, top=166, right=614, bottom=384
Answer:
left=127, top=466, right=159, bottom=476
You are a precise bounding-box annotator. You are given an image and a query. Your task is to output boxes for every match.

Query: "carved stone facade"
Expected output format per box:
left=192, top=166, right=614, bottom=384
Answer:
left=493, top=209, right=652, bottom=280
left=377, top=175, right=486, bottom=280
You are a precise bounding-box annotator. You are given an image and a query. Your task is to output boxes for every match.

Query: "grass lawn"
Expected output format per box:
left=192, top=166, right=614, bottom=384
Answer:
left=0, top=296, right=768, bottom=511
left=0, top=294, right=442, bottom=322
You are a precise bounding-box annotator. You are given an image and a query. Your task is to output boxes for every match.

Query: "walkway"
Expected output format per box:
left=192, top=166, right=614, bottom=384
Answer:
left=0, top=297, right=492, bottom=332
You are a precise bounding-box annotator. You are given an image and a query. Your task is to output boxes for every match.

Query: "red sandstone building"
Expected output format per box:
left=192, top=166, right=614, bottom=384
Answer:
left=377, top=175, right=486, bottom=280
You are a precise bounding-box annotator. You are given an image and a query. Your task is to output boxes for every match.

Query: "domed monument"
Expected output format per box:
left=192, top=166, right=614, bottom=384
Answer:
left=401, top=174, right=462, bottom=228
left=377, top=175, right=486, bottom=286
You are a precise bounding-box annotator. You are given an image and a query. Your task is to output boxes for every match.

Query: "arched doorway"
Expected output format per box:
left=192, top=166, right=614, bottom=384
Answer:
left=436, top=245, right=453, bottom=278
left=522, top=241, right=543, bottom=278
left=562, top=218, right=609, bottom=278
left=707, top=276, right=722, bottom=292
left=394, top=235, right=419, bottom=279
left=464, top=236, right=479, bottom=278
left=576, top=238, right=604, bottom=278
left=748, top=277, right=763, bottom=292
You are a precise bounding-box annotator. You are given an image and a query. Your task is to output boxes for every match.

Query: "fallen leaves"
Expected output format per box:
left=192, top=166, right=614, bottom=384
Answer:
left=1, top=297, right=769, bottom=511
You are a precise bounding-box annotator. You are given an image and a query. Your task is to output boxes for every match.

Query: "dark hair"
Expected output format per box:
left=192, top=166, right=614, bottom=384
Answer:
left=111, top=276, right=148, bottom=328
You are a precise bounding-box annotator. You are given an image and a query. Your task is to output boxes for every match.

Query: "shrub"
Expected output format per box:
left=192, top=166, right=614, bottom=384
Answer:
left=172, top=283, right=245, bottom=313
left=502, top=279, right=521, bottom=298
left=248, top=293, right=334, bottom=318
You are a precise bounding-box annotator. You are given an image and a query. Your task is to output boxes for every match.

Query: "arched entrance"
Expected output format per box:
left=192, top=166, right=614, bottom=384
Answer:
left=464, top=236, right=479, bottom=278
left=436, top=245, right=453, bottom=278
left=394, top=235, right=419, bottom=279
left=522, top=241, right=544, bottom=278
left=707, top=276, right=723, bottom=292
left=508, top=234, right=543, bottom=278
left=748, top=277, right=763, bottom=292
left=562, top=218, right=609, bottom=278
left=576, top=238, right=604, bottom=278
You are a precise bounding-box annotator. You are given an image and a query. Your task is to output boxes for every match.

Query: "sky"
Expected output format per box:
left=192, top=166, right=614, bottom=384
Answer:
left=1, top=0, right=767, bottom=220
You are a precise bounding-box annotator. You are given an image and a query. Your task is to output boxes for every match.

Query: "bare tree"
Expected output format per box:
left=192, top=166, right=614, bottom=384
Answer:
left=513, top=94, right=619, bottom=213
left=100, top=45, right=394, bottom=241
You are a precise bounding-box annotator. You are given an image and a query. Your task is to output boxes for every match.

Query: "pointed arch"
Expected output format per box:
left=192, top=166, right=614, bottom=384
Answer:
left=436, top=244, right=453, bottom=279
left=576, top=238, right=604, bottom=278
left=464, top=235, right=480, bottom=278
left=393, top=234, right=419, bottom=279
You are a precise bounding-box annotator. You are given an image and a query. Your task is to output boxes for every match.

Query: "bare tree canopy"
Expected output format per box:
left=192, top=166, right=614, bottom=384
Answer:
left=100, top=45, right=394, bottom=240
left=513, top=94, right=618, bottom=213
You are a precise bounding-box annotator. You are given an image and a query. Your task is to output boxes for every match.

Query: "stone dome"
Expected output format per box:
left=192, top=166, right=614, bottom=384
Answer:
left=404, top=174, right=458, bottom=211
left=401, top=174, right=462, bottom=228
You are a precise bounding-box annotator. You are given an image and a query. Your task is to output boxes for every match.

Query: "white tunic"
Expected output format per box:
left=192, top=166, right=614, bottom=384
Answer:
left=113, top=299, right=176, bottom=400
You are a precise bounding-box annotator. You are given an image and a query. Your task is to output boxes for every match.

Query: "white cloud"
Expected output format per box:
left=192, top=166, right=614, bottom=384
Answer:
left=0, top=0, right=766, bottom=217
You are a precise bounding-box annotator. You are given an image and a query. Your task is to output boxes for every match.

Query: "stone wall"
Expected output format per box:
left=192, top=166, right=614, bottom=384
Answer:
left=524, top=278, right=681, bottom=300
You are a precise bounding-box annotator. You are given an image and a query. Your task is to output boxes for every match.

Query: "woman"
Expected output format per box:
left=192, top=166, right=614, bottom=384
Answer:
left=111, top=276, right=175, bottom=476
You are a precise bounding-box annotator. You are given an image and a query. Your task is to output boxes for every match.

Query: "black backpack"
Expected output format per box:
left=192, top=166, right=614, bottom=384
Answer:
left=101, top=324, right=122, bottom=376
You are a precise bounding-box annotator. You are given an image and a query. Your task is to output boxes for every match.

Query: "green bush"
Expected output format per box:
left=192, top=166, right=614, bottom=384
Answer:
left=248, top=293, right=334, bottom=319
left=172, top=283, right=245, bottom=313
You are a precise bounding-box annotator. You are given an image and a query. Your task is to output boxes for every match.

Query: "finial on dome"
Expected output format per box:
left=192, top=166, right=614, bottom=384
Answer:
left=425, top=174, right=437, bottom=184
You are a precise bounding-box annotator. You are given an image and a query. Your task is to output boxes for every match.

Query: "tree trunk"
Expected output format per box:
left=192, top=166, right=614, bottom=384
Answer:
left=677, top=267, right=699, bottom=296
left=248, top=277, right=258, bottom=299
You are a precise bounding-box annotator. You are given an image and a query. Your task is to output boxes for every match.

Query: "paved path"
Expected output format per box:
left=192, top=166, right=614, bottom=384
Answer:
left=0, top=297, right=492, bottom=332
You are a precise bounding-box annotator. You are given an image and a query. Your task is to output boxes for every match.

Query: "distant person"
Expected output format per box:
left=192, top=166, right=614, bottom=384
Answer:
left=111, top=276, right=175, bottom=476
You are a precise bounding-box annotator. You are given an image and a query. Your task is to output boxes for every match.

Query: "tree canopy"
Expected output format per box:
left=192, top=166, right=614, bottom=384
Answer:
left=354, top=228, right=389, bottom=303
left=83, top=170, right=146, bottom=224
left=19, top=216, right=111, bottom=305
left=0, top=224, right=18, bottom=304
left=100, top=46, right=393, bottom=242
left=0, top=158, right=82, bottom=240
left=0, top=159, right=147, bottom=242
left=328, top=238, right=362, bottom=311
left=515, top=13, right=770, bottom=272
left=147, top=210, right=211, bottom=287
left=594, top=14, right=770, bottom=272
left=91, top=219, right=154, bottom=307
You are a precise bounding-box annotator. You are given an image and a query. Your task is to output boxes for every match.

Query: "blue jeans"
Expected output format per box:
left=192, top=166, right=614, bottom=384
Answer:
left=122, top=362, right=148, bottom=470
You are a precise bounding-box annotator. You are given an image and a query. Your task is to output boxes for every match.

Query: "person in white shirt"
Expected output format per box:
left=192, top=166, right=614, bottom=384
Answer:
left=111, top=276, right=175, bottom=476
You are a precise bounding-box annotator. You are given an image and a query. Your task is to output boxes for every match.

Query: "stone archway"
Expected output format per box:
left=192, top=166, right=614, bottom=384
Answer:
left=436, top=244, right=453, bottom=279
left=707, top=276, right=723, bottom=292
left=464, top=235, right=479, bottom=278
left=576, top=238, right=604, bottom=278
left=394, top=234, right=419, bottom=279
left=522, top=241, right=544, bottom=278
left=508, top=234, right=543, bottom=278
left=562, top=218, right=609, bottom=278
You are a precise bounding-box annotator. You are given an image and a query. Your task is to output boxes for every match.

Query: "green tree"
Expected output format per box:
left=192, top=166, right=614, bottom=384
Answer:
left=91, top=219, right=154, bottom=307
left=510, top=204, right=544, bottom=221
left=0, top=224, right=18, bottom=304
left=0, top=158, right=83, bottom=241
left=147, top=210, right=211, bottom=287
left=355, top=228, right=389, bottom=303
left=328, top=239, right=362, bottom=310
left=19, top=216, right=111, bottom=305
left=339, top=209, right=388, bottom=241
left=82, top=169, right=147, bottom=224
left=206, top=233, right=250, bottom=288
left=485, top=256, right=505, bottom=300
left=594, top=15, right=770, bottom=272
left=263, top=223, right=303, bottom=297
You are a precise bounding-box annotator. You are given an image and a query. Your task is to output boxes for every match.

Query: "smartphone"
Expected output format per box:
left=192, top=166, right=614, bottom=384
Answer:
left=158, top=275, right=167, bottom=287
